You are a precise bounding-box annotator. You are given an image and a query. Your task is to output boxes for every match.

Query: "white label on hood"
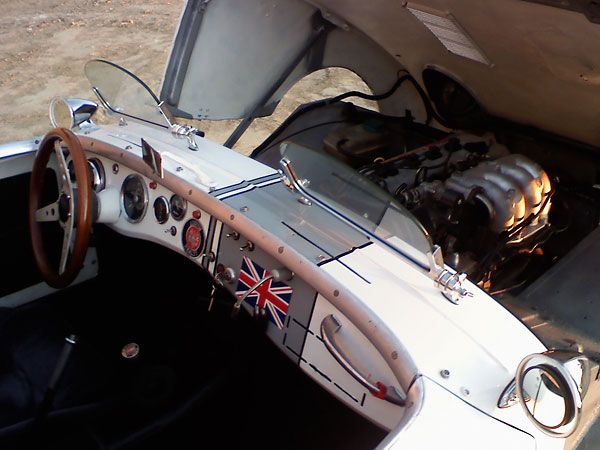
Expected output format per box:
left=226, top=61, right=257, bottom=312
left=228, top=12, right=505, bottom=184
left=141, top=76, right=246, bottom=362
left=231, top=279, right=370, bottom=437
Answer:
left=408, top=5, right=491, bottom=65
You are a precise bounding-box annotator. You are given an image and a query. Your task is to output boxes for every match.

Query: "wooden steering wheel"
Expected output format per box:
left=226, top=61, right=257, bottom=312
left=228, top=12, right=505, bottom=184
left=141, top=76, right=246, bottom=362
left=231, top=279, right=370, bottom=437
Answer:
left=28, top=128, right=93, bottom=288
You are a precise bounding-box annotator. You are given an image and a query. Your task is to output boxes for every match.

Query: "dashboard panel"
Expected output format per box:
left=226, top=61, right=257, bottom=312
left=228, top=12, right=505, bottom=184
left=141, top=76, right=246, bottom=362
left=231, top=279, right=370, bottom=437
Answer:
left=90, top=155, right=212, bottom=268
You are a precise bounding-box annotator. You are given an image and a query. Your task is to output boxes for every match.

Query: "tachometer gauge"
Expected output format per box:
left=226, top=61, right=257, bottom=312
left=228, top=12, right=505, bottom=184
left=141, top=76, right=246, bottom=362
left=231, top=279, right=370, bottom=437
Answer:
left=154, top=196, right=170, bottom=224
left=121, top=174, right=148, bottom=223
left=170, top=194, right=187, bottom=221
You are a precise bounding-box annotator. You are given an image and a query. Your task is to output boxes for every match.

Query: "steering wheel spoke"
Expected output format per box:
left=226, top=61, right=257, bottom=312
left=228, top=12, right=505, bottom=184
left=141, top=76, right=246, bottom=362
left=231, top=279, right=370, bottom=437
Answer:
left=54, top=140, right=73, bottom=197
left=35, top=201, right=61, bottom=222
left=59, top=220, right=75, bottom=275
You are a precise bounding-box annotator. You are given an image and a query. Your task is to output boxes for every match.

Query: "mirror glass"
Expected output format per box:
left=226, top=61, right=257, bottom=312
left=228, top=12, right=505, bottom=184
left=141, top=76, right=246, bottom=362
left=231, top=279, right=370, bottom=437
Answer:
left=522, top=366, right=571, bottom=429
left=84, top=59, right=169, bottom=128
left=50, top=97, right=74, bottom=129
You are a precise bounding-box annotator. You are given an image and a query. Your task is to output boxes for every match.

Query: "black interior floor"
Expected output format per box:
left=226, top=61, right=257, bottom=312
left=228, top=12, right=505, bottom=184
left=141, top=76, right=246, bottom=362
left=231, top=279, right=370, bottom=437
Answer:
left=0, top=226, right=386, bottom=450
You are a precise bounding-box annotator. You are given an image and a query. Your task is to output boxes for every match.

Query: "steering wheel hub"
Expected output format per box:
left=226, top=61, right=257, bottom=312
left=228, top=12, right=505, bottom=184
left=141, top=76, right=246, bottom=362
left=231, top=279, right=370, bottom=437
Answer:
left=58, top=193, right=72, bottom=224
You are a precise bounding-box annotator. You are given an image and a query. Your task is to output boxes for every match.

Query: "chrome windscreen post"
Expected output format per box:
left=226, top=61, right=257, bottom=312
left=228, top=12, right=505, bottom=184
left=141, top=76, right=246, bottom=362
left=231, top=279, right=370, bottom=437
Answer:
left=279, top=155, right=301, bottom=190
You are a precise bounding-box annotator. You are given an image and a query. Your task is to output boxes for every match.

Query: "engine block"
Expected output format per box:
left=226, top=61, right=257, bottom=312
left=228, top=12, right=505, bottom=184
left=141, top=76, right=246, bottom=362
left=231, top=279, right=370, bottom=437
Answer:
left=445, top=154, right=552, bottom=238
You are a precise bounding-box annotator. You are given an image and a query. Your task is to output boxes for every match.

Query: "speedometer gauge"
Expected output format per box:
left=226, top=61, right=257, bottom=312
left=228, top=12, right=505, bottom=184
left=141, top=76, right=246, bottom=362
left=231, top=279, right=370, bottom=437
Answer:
left=121, top=174, right=148, bottom=223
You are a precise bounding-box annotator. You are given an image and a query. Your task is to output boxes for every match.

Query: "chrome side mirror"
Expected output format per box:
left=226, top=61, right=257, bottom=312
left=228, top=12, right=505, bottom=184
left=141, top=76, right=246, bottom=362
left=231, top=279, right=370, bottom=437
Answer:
left=49, top=97, right=98, bottom=129
left=515, top=351, right=590, bottom=437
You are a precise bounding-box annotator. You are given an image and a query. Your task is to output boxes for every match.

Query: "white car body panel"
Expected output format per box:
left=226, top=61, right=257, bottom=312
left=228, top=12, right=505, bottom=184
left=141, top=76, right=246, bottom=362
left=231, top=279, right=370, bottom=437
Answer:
left=381, top=376, right=541, bottom=450
left=1, top=0, right=597, bottom=447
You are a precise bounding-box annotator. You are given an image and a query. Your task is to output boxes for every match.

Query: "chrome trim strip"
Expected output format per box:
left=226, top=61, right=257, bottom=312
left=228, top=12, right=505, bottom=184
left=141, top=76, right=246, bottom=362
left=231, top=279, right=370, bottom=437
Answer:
left=253, top=178, right=281, bottom=188
left=211, top=173, right=281, bottom=197
left=214, top=177, right=281, bottom=200
left=215, top=183, right=255, bottom=200
left=0, top=138, right=40, bottom=160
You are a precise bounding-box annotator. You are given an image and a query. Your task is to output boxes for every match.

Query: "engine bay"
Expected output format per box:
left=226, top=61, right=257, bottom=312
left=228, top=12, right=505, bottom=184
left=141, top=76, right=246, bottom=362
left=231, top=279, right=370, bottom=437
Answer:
left=253, top=98, right=600, bottom=297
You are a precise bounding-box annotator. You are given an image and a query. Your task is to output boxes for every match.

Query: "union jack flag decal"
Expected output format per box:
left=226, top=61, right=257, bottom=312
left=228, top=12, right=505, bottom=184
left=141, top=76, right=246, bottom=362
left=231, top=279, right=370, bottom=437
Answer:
left=236, top=256, right=293, bottom=329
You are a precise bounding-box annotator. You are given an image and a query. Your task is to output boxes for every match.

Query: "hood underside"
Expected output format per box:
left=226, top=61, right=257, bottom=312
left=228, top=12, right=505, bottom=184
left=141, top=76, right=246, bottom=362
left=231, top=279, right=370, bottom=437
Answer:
left=161, top=0, right=600, bottom=147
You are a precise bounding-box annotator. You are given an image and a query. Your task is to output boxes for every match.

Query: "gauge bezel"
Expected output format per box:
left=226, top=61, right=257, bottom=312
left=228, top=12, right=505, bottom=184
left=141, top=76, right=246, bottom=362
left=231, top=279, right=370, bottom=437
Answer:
left=182, top=219, right=205, bottom=258
left=153, top=196, right=170, bottom=224
left=170, top=194, right=187, bottom=221
left=121, top=174, right=148, bottom=223
left=68, top=158, right=105, bottom=193
left=88, top=158, right=106, bottom=192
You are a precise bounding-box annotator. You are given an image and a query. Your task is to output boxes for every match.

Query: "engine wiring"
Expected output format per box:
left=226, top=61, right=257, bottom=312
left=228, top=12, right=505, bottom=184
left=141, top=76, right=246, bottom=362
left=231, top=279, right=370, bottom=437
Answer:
left=252, top=71, right=436, bottom=158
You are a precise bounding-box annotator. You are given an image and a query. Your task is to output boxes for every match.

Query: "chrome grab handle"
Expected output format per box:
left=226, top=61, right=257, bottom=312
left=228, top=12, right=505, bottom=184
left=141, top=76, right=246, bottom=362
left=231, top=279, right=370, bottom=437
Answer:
left=320, top=314, right=406, bottom=406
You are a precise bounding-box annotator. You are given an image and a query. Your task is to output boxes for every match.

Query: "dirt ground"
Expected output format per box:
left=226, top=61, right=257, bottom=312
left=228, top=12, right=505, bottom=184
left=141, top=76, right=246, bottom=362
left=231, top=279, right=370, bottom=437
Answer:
left=0, top=0, right=182, bottom=142
left=0, top=0, right=373, bottom=154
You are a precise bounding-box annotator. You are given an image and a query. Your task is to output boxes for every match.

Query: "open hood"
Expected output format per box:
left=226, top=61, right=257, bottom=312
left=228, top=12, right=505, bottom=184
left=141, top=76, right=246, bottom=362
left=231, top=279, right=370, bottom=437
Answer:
left=160, top=0, right=600, bottom=148
left=160, top=0, right=416, bottom=123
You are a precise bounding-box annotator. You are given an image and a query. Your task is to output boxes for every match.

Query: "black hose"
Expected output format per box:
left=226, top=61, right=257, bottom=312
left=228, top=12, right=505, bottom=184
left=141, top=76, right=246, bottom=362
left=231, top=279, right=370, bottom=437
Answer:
left=252, top=72, right=426, bottom=158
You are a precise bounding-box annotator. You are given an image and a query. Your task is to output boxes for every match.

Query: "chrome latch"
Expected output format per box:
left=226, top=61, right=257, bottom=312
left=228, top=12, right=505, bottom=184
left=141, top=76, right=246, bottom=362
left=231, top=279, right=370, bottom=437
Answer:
left=428, top=245, right=472, bottom=304
left=435, top=270, right=473, bottom=304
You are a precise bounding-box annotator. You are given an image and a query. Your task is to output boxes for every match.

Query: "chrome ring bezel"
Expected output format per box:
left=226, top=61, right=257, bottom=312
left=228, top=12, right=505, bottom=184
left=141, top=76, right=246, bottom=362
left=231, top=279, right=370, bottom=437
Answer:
left=120, top=174, right=148, bottom=224
left=153, top=196, right=170, bottom=224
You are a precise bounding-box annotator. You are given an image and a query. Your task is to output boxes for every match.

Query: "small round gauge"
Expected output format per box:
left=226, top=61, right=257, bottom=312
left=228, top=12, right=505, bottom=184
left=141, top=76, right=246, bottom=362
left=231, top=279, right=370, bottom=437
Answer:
left=170, top=194, right=187, bottom=221
left=182, top=219, right=205, bottom=257
left=154, top=196, right=170, bottom=224
left=121, top=174, right=148, bottom=223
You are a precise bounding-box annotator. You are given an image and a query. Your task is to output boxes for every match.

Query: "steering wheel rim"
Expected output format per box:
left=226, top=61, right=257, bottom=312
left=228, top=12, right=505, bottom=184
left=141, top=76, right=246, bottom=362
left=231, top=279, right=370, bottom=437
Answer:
left=28, top=128, right=93, bottom=288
